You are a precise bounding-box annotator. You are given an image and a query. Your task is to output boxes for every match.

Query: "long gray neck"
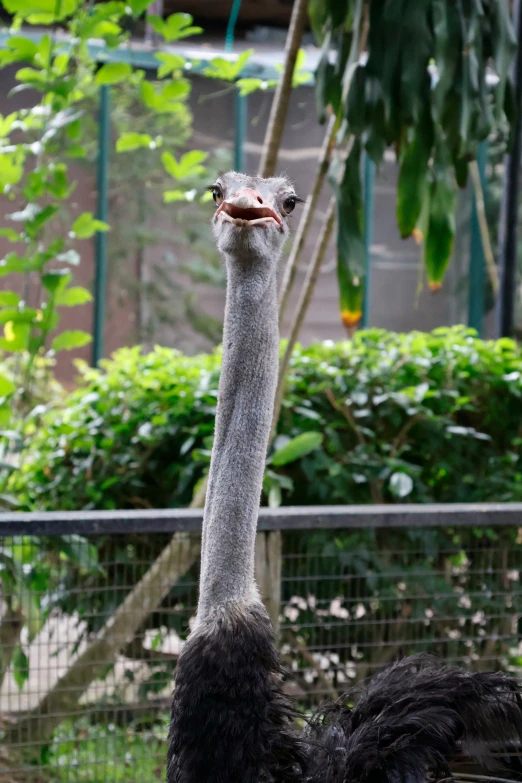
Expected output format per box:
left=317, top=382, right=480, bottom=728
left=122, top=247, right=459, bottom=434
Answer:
left=197, top=253, right=279, bottom=621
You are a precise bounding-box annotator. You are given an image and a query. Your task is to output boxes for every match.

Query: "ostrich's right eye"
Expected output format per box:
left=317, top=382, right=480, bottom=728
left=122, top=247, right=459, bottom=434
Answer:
left=212, top=185, right=224, bottom=206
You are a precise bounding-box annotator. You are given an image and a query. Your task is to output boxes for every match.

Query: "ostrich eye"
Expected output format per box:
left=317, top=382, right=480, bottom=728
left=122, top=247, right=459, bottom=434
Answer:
left=282, top=195, right=297, bottom=214
left=212, top=185, right=224, bottom=206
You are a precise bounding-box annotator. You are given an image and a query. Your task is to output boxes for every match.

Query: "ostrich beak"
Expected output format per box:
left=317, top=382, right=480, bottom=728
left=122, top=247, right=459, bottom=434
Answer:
left=216, top=188, right=282, bottom=228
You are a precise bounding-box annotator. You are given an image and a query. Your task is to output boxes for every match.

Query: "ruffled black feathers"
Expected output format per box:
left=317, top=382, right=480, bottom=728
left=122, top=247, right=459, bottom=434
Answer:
left=306, top=654, right=522, bottom=783
left=167, top=602, right=306, bottom=783
left=167, top=611, right=522, bottom=783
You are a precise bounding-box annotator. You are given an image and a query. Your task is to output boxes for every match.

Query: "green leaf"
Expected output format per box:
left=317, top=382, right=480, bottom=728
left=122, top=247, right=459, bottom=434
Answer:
left=15, top=66, right=47, bottom=86
left=315, top=31, right=342, bottom=123
left=397, top=115, right=433, bottom=238
left=5, top=37, right=37, bottom=63
left=389, top=471, right=414, bottom=499
left=0, top=228, right=22, bottom=242
left=140, top=79, right=190, bottom=112
left=129, top=0, right=153, bottom=14
left=116, top=132, right=153, bottom=152
left=0, top=151, right=25, bottom=191
left=71, top=212, right=109, bottom=239
left=0, top=112, right=18, bottom=138
left=0, top=376, right=16, bottom=397
left=0, top=306, right=37, bottom=324
left=3, top=0, right=79, bottom=22
left=162, top=151, right=179, bottom=179
left=28, top=204, right=59, bottom=237
left=204, top=49, right=254, bottom=82
left=65, top=144, right=87, bottom=159
left=490, top=0, right=517, bottom=122
left=0, top=292, right=21, bottom=307
left=0, top=321, right=30, bottom=351
left=162, top=150, right=207, bottom=181
left=12, top=645, right=29, bottom=690
left=236, top=78, right=269, bottom=96
left=42, top=269, right=70, bottom=294
left=52, top=330, right=92, bottom=352
left=147, top=12, right=203, bottom=42
left=271, top=432, right=323, bottom=466
left=309, top=0, right=329, bottom=43
left=424, top=156, right=456, bottom=291
left=164, top=189, right=196, bottom=203
left=95, top=62, right=132, bottom=85
left=331, top=141, right=365, bottom=328
left=56, top=286, right=92, bottom=306
left=155, top=52, right=186, bottom=78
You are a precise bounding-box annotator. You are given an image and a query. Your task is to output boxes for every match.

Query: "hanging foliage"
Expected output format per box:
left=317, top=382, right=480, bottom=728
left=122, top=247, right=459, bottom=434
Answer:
left=329, top=139, right=365, bottom=326
left=312, top=0, right=517, bottom=322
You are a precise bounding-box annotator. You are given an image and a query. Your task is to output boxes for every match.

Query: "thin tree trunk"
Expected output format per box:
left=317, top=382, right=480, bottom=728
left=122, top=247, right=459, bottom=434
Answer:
left=0, top=606, right=23, bottom=690
left=278, top=115, right=336, bottom=320
left=469, top=160, right=499, bottom=293
left=258, top=0, right=309, bottom=178
left=7, top=534, right=199, bottom=747
left=271, top=197, right=336, bottom=439
left=254, top=531, right=282, bottom=635
left=190, top=474, right=208, bottom=508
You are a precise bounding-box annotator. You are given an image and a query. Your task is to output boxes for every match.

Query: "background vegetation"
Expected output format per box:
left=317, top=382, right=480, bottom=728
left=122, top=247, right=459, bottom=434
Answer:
left=0, top=0, right=521, bottom=779
left=11, top=327, right=522, bottom=511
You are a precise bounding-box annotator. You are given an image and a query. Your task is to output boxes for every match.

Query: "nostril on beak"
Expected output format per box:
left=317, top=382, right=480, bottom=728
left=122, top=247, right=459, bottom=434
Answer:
left=257, top=195, right=263, bottom=204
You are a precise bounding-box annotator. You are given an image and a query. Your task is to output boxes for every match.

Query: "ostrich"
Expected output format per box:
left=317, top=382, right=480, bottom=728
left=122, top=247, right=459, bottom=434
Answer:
left=167, top=172, right=522, bottom=783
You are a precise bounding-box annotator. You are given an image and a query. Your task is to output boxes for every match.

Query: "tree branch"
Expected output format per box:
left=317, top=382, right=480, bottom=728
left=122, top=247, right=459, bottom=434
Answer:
left=271, top=197, right=336, bottom=440
left=278, top=116, right=337, bottom=320
left=258, top=0, right=309, bottom=178
left=469, top=160, right=499, bottom=293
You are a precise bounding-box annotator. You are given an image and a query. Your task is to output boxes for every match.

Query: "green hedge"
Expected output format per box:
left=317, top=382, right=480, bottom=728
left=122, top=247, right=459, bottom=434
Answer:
left=12, top=327, right=522, bottom=510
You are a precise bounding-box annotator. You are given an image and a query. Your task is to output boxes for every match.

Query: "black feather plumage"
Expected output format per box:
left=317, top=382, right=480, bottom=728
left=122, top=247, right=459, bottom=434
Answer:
left=304, top=654, right=522, bottom=783
left=168, top=615, right=522, bottom=783
left=167, top=602, right=306, bottom=783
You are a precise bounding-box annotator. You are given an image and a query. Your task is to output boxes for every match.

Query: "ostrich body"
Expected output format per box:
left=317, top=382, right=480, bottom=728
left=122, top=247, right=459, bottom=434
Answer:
left=167, top=173, right=522, bottom=783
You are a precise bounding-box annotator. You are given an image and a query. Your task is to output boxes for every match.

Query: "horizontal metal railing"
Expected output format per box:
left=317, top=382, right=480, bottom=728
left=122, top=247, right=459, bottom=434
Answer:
left=1, top=502, right=521, bottom=535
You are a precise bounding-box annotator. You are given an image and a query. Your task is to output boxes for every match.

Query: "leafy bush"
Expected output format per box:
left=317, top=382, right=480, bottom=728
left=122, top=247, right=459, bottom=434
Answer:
left=11, top=326, right=522, bottom=510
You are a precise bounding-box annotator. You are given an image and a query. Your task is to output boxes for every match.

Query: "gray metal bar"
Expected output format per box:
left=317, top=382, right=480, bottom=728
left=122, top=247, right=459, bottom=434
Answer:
left=0, top=503, right=521, bottom=536
left=92, top=84, right=110, bottom=366
left=496, top=0, right=522, bottom=337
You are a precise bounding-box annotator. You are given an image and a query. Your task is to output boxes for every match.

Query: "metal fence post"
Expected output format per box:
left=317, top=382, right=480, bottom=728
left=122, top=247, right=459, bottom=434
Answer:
left=468, top=141, right=488, bottom=335
left=92, top=84, right=110, bottom=367
left=362, top=153, right=375, bottom=328
left=496, top=0, right=522, bottom=337
left=234, top=92, right=247, bottom=172
left=225, top=0, right=247, bottom=173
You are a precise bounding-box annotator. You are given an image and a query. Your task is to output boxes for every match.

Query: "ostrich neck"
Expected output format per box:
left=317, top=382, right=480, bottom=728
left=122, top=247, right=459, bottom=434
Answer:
left=197, top=252, right=279, bottom=621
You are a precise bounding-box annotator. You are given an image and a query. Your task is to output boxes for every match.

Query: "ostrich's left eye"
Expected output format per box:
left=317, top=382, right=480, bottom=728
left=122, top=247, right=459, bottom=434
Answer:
left=212, top=185, right=224, bottom=206
left=282, top=195, right=297, bottom=214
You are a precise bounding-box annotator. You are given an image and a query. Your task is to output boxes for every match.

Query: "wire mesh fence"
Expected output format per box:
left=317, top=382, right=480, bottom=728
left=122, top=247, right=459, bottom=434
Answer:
left=0, top=514, right=521, bottom=782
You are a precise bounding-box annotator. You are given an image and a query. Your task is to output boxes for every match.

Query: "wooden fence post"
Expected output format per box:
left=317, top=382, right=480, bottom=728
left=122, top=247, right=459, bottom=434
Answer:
left=255, top=531, right=282, bottom=636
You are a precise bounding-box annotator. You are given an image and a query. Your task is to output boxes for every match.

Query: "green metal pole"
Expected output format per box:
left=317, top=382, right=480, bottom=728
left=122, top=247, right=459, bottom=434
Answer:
left=362, top=152, right=375, bottom=328
left=234, top=92, right=247, bottom=171
left=225, top=0, right=246, bottom=172
left=468, top=141, right=488, bottom=336
left=92, top=84, right=110, bottom=366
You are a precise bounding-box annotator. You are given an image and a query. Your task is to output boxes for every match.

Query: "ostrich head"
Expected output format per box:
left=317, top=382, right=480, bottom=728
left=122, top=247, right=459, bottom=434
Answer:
left=209, top=171, right=302, bottom=261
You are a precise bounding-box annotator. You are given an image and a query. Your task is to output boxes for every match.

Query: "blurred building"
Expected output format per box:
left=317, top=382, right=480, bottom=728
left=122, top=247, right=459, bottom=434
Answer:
left=0, top=2, right=482, bottom=383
